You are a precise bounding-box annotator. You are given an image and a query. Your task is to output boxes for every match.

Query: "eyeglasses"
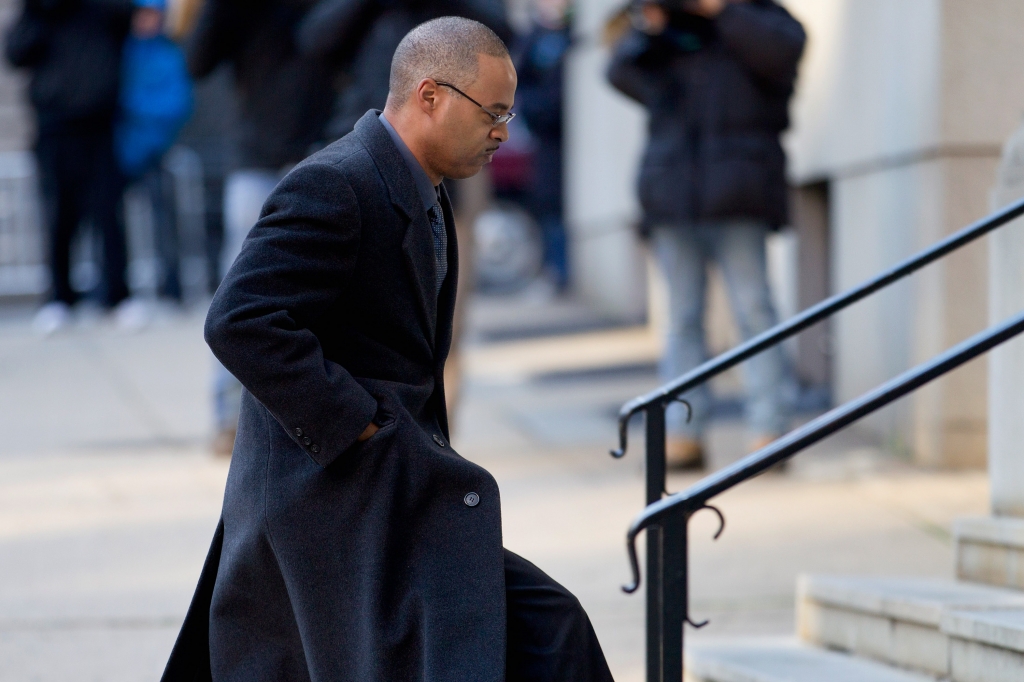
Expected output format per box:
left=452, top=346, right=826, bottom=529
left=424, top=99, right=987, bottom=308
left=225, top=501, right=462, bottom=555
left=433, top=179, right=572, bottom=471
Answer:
left=434, top=81, right=516, bottom=127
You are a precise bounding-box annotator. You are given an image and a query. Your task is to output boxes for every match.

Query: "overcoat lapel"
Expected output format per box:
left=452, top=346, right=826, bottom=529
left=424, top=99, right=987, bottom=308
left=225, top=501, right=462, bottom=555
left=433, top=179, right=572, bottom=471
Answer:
left=432, top=183, right=459, bottom=438
left=434, top=183, right=459, bottom=364
left=354, top=113, right=438, bottom=347
left=401, top=210, right=439, bottom=346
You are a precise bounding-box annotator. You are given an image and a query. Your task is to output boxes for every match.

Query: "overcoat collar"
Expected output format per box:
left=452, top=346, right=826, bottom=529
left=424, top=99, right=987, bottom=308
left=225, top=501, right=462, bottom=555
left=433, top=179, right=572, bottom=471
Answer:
left=352, top=111, right=458, bottom=356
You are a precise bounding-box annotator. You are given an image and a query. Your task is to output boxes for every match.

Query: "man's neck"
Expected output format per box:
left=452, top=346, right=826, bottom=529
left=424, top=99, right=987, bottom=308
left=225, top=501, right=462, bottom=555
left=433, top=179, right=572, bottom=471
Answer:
left=381, top=107, right=443, bottom=186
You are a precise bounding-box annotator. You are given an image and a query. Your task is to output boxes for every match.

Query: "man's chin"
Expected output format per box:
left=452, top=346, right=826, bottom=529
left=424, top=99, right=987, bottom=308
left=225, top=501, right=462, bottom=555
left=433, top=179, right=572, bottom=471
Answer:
left=444, top=161, right=488, bottom=181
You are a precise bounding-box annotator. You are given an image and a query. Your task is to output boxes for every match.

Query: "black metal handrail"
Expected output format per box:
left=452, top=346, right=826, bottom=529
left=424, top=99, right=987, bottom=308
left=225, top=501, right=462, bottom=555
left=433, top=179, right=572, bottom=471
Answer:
left=612, top=196, right=1024, bottom=682
left=622, top=309, right=1024, bottom=681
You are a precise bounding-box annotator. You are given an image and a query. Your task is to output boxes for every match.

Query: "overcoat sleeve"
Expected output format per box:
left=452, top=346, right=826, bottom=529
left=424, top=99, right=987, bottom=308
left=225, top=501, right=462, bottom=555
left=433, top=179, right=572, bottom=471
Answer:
left=205, top=162, right=378, bottom=468
left=714, top=1, right=805, bottom=91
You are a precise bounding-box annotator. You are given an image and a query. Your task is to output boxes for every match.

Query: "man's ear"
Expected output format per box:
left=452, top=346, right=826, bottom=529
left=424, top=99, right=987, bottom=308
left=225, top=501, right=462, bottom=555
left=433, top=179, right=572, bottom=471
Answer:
left=415, top=78, right=441, bottom=114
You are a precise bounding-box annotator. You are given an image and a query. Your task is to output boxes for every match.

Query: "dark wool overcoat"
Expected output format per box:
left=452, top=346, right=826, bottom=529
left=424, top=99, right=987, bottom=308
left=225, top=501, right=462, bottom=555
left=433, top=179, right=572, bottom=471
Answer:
left=161, top=111, right=506, bottom=682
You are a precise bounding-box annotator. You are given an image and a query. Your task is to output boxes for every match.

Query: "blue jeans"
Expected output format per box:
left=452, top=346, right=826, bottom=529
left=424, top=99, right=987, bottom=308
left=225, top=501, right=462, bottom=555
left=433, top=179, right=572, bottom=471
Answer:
left=653, top=221, right=790, bottom=438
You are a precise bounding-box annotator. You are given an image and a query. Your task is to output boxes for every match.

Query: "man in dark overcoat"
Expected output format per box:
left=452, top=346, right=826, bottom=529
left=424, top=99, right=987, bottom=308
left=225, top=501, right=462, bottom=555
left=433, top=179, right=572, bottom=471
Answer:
left=161, top=17, right=615, bottom=682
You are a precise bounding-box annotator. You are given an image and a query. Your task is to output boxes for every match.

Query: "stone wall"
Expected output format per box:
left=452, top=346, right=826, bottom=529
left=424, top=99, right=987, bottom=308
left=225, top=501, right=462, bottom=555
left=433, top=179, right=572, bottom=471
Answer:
left=783, top=0, right=1024, bottom=466
left=564, top=0, right=648, bottom=321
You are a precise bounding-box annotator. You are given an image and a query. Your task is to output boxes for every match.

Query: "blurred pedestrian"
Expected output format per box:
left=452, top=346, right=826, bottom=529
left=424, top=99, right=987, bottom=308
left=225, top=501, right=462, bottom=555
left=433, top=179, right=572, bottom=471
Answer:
left=160, top=0, right=235, bottom=296
left=5, top=0, right=133, bottom=333
left=607, top=0, right=805, bottom=468
left=186, top=0, right=335, bottom=274
left=512, top=0, right=570, bottom=291
left=116, top=0, right=193, bottom=302
left=184, top=0, right=337, bottom=454
left=175, top=66, right=238, bottom=295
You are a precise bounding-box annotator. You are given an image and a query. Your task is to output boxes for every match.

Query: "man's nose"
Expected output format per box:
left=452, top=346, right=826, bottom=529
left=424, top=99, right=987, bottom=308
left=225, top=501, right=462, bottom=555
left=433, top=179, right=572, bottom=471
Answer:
left=491, top=123, right=510, bottom=143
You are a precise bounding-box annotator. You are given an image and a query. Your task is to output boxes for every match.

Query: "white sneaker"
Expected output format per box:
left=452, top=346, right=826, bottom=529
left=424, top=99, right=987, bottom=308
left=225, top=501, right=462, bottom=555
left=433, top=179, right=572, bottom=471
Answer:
left=32, top=301, right=72, bottom=336
left=112, top=298, right=150, bottom=332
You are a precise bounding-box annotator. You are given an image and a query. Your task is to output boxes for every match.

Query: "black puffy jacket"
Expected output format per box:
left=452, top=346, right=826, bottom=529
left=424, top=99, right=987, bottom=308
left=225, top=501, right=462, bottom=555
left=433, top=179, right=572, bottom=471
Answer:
left=5, top=0, right=131, bottom=131
left=607, top=0, right=804, bottom=229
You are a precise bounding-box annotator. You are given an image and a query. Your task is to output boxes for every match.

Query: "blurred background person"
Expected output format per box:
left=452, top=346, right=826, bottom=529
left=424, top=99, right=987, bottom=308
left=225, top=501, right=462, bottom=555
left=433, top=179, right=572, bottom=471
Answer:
left=5, top=0, right=133, bottom=334
left=174, top=65, right=238, bottom=295
left=607, top=0, right=804, bottom=469
left=186, top=0, right=335, bottom=271
left=115, top=0, right=193, bottom=305
left=184, top=0, right=337, bottom=455
left=511, top=0, right=570, bottom=292
left=164, top=0, right=238, bottom=296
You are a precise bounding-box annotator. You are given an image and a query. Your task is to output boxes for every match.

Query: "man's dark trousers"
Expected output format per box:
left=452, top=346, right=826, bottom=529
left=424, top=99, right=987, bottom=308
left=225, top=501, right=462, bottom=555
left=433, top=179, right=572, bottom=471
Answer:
left=161, top=110, right=613, bottom=682
left=35, top=121, right=128, bottom=307
left=505, top=550, right=614, bottom=680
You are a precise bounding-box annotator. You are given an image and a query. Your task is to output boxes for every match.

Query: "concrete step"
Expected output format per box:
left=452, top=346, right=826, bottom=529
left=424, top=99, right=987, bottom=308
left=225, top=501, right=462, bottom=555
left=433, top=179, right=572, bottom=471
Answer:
left=954, top=516, right=1024, bottom=590
left=798, top=574, right=1024, bottom=677
left=684, top=637, right=938, bottom=682
left=942, top=609, right=1024, bottom=682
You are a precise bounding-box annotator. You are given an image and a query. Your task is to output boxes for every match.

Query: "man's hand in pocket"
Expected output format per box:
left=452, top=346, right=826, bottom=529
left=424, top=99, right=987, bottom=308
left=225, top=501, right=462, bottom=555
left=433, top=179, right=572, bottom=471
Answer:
left=357, top=421, right=380, bottom=442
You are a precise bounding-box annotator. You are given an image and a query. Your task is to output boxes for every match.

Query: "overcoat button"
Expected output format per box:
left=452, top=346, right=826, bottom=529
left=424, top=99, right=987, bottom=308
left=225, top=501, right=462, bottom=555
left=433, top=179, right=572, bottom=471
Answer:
left=303, top=436, right=312, bottom=446
left=310, top=444, right=320, bottom=454
left=433, top=434, right=446, bottom=447
left=294, top=428, right=303, bottom=437
left=464, top=492, right=480, bottom=507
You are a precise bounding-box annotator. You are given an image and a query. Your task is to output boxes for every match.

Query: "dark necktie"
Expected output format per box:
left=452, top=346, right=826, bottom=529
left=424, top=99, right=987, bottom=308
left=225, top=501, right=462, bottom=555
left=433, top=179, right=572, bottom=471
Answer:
left=427, top=202, right=448, bottom=295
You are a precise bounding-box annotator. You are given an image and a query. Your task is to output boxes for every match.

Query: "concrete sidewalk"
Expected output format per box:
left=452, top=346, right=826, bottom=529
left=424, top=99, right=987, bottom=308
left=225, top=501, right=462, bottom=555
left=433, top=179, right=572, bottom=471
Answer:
left=0, top=298, right=989, bottom=681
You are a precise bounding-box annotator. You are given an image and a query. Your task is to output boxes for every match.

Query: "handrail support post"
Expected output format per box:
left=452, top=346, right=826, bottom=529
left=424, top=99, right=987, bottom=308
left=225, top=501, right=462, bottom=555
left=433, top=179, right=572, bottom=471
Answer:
left=662, top=513, right=687, bottom=681
left=645, top=404, right=667, bottom=680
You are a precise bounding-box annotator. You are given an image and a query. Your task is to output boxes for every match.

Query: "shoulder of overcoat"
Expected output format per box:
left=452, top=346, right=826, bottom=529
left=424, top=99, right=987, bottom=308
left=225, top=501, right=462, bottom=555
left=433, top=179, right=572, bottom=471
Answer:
left=286, top=110, right=425, bottom=225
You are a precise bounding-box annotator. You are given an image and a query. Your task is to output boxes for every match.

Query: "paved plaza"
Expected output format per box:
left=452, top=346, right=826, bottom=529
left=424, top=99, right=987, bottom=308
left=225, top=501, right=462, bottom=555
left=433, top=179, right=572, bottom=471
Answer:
left=0, top=295, right=989, bottom=681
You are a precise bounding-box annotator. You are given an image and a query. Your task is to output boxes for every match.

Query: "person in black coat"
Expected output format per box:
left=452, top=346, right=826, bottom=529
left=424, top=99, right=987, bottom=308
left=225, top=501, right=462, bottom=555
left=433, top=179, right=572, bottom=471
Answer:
left=607, top=0, right=805, bottom=468
left=5, top=0, right=133, bottom=329
left=161, top=18, right=614, bottom=682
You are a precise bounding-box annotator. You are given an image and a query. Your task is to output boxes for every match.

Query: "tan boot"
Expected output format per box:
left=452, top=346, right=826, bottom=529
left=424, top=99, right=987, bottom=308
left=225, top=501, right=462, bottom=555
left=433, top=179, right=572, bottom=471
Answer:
left=666, top=437, right=705, bottom=470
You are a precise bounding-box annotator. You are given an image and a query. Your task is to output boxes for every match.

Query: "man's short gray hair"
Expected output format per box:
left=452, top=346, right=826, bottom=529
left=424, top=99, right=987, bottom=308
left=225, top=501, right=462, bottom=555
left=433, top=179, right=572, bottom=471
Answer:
left=388, top=17, right=509, bottom=107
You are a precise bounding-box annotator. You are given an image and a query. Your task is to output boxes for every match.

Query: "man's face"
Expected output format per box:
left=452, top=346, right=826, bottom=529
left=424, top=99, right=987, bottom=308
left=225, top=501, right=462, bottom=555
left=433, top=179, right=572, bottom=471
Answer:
left=425, top=54, right=517, bottom=180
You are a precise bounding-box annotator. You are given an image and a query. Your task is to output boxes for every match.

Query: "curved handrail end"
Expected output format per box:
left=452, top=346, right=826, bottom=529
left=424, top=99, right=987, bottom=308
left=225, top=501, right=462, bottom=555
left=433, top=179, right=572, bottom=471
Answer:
left=610, top=405, right=635, bottom=458
left=622, top=525, right=642, bottom=593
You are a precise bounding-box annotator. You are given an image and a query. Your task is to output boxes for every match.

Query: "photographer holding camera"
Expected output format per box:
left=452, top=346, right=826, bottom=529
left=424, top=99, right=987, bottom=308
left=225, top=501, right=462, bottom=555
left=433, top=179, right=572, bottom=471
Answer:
left=607, top=0, right=804, bottom=469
